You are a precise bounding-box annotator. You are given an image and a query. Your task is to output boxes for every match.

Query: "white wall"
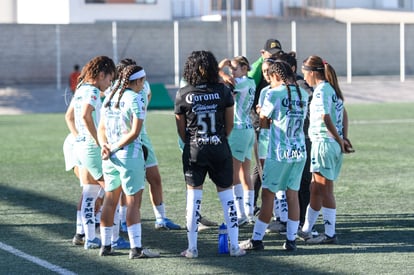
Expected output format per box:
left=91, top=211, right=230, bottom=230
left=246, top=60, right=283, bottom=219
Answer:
left=69, top=0, right=172, bottom=23
left=17, top=0, right=70, bottom=24
left=0, top=0, right=17, bottom=23
left=16, top=0, right=171, bottom=24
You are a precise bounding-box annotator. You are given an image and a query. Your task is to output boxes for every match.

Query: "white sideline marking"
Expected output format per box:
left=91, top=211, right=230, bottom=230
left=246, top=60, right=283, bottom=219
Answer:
left=350, top=119, right=414, bottom=125
left=0, top=242, right=76, bottom=275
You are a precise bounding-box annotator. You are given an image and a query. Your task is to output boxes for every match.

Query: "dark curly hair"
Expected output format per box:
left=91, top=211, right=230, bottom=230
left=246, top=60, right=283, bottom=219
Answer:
left=182, top=50, right=219, bottom=86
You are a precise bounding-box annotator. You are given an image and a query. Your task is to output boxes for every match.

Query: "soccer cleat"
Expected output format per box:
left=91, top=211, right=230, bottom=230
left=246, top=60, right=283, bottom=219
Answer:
left=72, top=233, right=85, bottom=246
left=181, top=248, right=198, bottom=259
left=197, top=223, right=211, bottom=232
left=311, top=228, right=319, bottom=237
left=230, top=246, right=246, bottom=257
left=199, top=216, right=218, bottom=227
left=111, top=237, right=130, bottom=250
left=155, top=218, right=181, bottom=230
left=297, top=229, right=312, bottom=241
left=254, top=207, right=261, bottom=216
left=283, top=239, right=297, bottom=251
left=84, top=237, right=101, bottom=249
left=238, top=216, right=249, bottom=227
left=266, top=220, right=286, bottom=234
left=239, top=239, right=264, bottom=251
left=129, top=247, right=160, bottom=259
left=99, top=245, right=114, bottom=256
left=306, top=233, right=338, bottom=245
left=120, top=221, right=128, bottom=233
left=278, top=221, right=287, bottom=235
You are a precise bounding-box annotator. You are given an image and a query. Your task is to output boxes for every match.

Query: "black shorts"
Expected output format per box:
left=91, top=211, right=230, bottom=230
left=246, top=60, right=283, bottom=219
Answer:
left=182, top=140, right=233, bottom=189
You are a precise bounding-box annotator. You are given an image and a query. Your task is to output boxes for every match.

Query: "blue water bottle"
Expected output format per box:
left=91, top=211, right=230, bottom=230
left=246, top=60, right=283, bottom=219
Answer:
left=218, top=223, right=229, bottom=254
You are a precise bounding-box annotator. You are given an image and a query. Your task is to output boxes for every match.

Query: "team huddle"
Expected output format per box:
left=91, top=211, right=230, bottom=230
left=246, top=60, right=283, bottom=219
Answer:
left=64, top=38, right=353, bottom=259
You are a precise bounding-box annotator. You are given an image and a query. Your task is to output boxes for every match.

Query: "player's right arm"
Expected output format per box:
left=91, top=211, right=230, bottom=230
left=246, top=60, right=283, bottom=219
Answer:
left=175, top=114, right=186, bottom=142
left=65, top=100, right=78, bottom=137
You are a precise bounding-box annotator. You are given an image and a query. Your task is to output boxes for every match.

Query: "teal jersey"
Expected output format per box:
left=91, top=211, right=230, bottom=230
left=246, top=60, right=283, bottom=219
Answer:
left=140, top=81, right=151, bottom=135
left=101, top=88, right=146, bottom=158
left=73, top=83, right=102, bottom=141
left=257, top=85, right=271, bottom=157
left=260, top=84, right=309, bottom=162
left=309, top=81, right=344, bottom=142
left=233, top=76, right=256, bottom=128
left=258, top=84, right=271, bottom=108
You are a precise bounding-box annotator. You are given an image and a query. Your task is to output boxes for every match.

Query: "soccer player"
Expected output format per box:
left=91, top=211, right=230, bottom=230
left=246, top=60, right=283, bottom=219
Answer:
left=114, top=58, right=181, bottom=231
left=219, top=56, right=256, bottom=225
left=239, top=60, right=309, bottom=251
left=297, top=56, right=352, bottom=244
left=65, top=56, right=116, bottom=249
left=175, top=50, right=246, bottom=258
left=98, top=64, right=160, bottom=259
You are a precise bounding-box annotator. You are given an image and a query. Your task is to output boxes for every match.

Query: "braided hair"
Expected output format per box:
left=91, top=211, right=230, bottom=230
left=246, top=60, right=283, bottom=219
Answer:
left=104, top=65, right=144, bottom=109
left=268, top=60, right=303, bottom=110
left=77, top=56, right=116, bottom=89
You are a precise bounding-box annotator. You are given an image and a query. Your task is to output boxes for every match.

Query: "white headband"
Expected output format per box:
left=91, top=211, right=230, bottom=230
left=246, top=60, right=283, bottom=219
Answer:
left=129, top=69, right=146, bottom=81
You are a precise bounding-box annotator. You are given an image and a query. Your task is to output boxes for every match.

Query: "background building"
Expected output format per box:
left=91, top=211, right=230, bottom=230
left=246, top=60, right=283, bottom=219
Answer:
left=1, top=0, right=414, bottom=24
left=0, top=0, right=413, bottom=86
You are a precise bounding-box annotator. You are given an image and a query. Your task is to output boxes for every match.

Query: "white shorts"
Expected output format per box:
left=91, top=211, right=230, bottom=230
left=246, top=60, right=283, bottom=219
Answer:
left=63, top=134, right=80, bottom=171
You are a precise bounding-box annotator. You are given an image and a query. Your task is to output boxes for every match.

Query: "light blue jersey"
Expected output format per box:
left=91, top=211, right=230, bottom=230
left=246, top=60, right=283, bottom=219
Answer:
left=140, top=81, right=151, bottom=135
left=101, top=88, right=146, bottom=158
left=73, top=83, right=102, bottom=141
left=260, top=84, right=309, bottom=162
left=257, top=85, right=271, bottom=159
left=233, top=76, right=256, bottom=129
left=309, top=81, right=344, bottom=142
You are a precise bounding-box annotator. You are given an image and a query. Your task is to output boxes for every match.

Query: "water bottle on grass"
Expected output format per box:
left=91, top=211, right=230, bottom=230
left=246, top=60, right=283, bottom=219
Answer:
left=218, top=223, right=229, bottom=254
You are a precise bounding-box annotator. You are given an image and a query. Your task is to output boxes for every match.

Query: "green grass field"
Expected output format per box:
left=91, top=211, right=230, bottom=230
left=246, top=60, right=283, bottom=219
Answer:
left=0, top=103, right=413, bottom=274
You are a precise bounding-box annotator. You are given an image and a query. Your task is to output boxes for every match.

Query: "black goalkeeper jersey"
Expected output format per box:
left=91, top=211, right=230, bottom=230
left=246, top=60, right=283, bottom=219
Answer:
left=175, top=83, right=234, bottom=145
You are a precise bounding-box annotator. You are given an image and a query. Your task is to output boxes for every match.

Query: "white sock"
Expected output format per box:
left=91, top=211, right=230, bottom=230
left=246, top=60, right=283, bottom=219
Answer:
left=276, top=191, right=288, bottom=222
left=128, top=223, right=141, bottom=249
left=218, top=189, right=238, bottom=249
left=322, top=207, right=336, bottom=237
left=111, top=203, right=120, bottom=243
left=153, top=202, right=166, bottom=222
left=120, top=205, right=127, bottom=225
left=81, top=184, right=100, bottom=241
left=232, top=184, right=245, bottom=219
left=252, top=218, right=268, bottom=241
left=76, top=210, right=84, bottom=235
left=286, top=219, right=299, bottom=241
left=244, top=190, right=254, bottom=217
left=186, top=189, right=202, bottom=250
left=302, top=205, right=320, bottom=233
left=273, top=197, right=280, bottom=220
left=101, top=226, right=112, bottom=246
left=95, top=206, right=102, bottom=224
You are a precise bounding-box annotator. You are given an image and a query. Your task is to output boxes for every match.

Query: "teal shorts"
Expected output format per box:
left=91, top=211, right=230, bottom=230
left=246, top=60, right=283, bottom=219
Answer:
left=75, top=138, right=103, bottom=180
left=228, top=128, right=255, bottom=162
left=262, top=158, right=306, bottom=193
left=141, top=133, right=158, bottom=168
left=258, top=128, right=269, bottom=159
left=310, top=140, right=343, bottom=181
left=102, top=155, right=146, bottom=196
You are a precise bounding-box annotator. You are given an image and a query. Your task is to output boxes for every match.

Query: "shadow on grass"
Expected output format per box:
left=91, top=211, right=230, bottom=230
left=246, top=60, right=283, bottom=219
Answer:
left=1, top=183, right=413, bottom=274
